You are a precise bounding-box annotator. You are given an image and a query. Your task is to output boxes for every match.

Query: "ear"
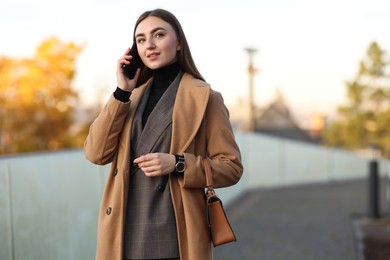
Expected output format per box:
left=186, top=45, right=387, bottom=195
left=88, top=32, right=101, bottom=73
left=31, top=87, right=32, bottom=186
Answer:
left=176, top=38, right=181, bottom=51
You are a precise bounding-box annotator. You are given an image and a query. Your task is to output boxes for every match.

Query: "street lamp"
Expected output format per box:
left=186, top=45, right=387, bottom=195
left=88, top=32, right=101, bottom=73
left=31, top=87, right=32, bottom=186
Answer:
left=244, top=47, right=258, bottom=132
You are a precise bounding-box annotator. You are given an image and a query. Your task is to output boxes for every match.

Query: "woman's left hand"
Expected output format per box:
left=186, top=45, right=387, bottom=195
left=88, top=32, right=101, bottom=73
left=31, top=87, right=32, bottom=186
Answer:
left=134, top=153, right=176, bottom=177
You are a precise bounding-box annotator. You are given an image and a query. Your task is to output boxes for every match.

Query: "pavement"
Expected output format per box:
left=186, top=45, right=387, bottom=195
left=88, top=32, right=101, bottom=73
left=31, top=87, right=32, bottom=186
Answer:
left=213, top=177, right=389, bottom=260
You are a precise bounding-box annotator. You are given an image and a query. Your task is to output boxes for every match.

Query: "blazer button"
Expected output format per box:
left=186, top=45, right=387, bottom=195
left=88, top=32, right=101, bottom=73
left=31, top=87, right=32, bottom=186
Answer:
left=113, top=168, right=118, bottom=176
left=106, top=207, right=112, bottom=215
left=158, top=185, right=165, bottom=192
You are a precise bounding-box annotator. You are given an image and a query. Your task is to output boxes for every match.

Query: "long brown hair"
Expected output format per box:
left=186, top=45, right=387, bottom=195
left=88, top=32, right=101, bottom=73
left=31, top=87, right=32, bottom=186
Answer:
left=134, top=9, right=204, bottom=86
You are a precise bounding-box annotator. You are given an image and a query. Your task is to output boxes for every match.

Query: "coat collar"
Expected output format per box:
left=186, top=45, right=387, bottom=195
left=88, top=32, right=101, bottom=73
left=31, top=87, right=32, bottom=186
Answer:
left=128, top=73, right=211, bottom=154
left=171, top=73, right=210, bottom=153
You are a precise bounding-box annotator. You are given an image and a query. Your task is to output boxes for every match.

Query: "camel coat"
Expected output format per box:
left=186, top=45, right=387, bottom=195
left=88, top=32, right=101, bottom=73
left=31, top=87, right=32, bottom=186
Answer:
left=84, top=73, right=243, bottom=260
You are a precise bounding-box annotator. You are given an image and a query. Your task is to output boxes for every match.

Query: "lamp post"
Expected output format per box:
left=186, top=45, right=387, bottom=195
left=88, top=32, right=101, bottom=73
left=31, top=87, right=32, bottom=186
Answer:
left=244, top=48, right=258, bottom=132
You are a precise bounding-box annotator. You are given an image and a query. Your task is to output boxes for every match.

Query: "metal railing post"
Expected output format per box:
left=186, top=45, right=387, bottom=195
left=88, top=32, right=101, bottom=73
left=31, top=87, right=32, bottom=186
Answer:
left=368, top=160, right=380, bottom=218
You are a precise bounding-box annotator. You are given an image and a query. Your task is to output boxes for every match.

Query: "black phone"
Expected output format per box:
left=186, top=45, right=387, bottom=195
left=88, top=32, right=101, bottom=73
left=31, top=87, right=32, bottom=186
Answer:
left=122, top=43, right=143, bottom=79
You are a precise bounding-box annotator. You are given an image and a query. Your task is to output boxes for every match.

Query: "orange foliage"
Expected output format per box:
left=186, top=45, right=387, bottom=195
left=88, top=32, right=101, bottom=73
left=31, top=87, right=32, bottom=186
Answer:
left=0, top=37, right=84, bottom=154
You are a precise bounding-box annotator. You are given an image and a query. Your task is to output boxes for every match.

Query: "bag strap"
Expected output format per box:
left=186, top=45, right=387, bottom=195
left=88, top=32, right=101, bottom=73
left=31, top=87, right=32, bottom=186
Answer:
left=203, top=158, right=215, bottom=195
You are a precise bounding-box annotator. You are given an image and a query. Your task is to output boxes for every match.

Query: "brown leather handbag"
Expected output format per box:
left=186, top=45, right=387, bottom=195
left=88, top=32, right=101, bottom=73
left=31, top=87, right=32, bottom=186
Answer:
left=203, top=158, right=237, bottom=247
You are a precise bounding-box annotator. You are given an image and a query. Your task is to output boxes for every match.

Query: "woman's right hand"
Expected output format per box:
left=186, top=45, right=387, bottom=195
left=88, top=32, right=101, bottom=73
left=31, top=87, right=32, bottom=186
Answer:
left=116, top=47, right=141, bottom=92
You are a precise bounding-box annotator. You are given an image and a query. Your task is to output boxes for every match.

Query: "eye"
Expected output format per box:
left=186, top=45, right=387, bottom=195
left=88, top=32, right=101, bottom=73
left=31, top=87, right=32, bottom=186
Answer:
left=136, top=38, right=145, bottom=44
left=154, top=32, right=165, bottom=38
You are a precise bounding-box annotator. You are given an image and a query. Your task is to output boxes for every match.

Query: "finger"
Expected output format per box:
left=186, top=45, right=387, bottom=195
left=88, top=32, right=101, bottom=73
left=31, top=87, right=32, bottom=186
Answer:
left=123, top=47, right=131, bottom=55
left=133, top=155, right=143, bottom=164
left=134, top=154, right=149, bottom=165
left=117, top=58, right=129, bottom=69
left=133, top=68, right=141, bottom=81
left=135, top=153, right=157, bottom=167
left=143, top=161, right=159, bottom=171
left=122, top=59, right=131, bottom=66
left=142, top=166, right=156, bottom=176
left=144, top=168, right=162, bottom=177
left=143, top=153, right=157, bottom=162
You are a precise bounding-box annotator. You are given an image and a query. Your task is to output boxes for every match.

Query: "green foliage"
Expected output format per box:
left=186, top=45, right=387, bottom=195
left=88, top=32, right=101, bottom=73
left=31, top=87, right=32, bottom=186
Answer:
left=322, top=42, right=390, bottom=156
left=0, top=37, right=86, bottom=154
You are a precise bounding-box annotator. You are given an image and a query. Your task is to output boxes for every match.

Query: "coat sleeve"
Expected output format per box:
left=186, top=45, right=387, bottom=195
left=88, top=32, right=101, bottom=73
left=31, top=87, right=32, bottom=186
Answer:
left=181, top=90, right=243, bottom=189
left=84, top=94, right=131, bottom=165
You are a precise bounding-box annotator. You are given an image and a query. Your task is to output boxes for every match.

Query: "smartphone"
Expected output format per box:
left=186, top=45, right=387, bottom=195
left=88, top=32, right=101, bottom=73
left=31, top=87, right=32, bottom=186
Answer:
left=123, top=42, right=143, bottom=79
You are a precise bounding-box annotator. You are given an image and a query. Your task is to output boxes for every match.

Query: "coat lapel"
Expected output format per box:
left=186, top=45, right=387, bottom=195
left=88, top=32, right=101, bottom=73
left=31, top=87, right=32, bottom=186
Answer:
left=170, top=73, right=211, bottom=153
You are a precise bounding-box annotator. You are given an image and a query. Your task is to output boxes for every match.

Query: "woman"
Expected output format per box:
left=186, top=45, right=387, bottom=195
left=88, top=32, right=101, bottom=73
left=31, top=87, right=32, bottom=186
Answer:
left=84, top=8, right=243, bottom=260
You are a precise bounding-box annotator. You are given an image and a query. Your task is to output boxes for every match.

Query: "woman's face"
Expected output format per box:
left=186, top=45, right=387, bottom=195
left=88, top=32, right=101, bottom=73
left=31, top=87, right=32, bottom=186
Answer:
left=135, top=16, right=180, bottom=70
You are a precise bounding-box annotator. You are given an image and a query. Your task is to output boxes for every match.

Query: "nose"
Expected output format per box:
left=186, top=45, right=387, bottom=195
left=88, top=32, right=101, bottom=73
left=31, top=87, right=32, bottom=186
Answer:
left=145, top=38, right=156, bottom=50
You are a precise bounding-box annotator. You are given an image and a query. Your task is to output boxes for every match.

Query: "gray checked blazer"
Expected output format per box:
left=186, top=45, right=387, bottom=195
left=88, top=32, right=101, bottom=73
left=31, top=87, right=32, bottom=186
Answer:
left=123, top=72, right=183, bottom=259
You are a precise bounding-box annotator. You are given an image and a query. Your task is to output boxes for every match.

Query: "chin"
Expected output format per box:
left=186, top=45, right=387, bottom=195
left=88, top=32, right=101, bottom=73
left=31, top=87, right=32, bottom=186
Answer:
left=146, top=58, right=176, bottom=70
left=145, top=62, right=162, bottom=70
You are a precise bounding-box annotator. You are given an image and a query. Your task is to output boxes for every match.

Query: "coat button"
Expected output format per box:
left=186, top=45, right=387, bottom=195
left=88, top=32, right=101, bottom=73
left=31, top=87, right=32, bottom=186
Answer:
left=113, top=168, right=118, bottom=176
left=106, top=207, right=112, bottom=215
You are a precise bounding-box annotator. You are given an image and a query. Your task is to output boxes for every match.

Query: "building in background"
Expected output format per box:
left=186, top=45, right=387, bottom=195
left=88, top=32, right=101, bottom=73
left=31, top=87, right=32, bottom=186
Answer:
left=229, top=90, right=326, bottom=144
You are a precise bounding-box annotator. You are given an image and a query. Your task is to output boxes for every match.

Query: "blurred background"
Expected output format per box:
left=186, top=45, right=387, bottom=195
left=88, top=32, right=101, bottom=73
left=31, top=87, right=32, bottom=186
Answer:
left=1, top=0, right=390, bottom=259
left=1, top=0, right=390, bottom=155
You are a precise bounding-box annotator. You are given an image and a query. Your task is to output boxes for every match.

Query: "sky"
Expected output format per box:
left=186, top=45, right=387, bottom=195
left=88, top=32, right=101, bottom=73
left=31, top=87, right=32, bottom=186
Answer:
left=1, top=0, right=390, bottom=125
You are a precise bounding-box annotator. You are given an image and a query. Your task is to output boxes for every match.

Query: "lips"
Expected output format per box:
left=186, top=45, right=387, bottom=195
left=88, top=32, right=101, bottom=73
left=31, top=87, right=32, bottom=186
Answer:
left=147, top=52, right=160, bottom=58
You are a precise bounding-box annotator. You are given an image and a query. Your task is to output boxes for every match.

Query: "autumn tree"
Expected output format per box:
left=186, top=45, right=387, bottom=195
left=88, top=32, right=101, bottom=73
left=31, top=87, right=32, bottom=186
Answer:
left=0, top=37, right=84, bottom=154
left=322, top=42, right=390, bottom=157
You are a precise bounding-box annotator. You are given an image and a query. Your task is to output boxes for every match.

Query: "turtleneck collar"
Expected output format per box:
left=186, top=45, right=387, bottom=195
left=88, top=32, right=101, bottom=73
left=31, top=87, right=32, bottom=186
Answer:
left=152, top=62, right=180, bottom=89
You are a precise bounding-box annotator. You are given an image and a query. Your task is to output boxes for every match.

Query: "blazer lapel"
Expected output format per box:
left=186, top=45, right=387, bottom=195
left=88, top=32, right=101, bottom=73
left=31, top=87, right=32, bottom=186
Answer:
left=136, top=72, right=183, bottom=155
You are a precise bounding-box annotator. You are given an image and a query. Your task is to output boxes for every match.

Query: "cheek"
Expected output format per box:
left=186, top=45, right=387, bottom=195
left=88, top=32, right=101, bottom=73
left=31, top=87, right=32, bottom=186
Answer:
left=137, top=46, right=148, bottom=62
left=137, top=45, right=144, bottom=56
left=164, top=40, right=179, bottom=57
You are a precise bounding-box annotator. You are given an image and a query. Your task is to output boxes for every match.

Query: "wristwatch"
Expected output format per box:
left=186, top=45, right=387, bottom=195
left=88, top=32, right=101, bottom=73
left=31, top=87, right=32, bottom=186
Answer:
left=174, top=154, right=186, bottom=174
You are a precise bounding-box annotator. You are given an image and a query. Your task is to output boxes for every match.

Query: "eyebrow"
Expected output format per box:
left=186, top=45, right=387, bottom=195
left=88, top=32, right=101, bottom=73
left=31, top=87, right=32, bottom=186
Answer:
left=135, top=27, right=167, bottom=38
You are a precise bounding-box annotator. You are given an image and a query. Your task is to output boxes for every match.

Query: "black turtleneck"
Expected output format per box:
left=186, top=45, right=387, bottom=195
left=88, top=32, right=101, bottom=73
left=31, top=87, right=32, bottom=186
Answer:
left=113, top=62, right=180, bottom=126
left=152, top=62, right=180, bottom=89
left=142, top=62, right=180, bottom=126
left=113, top=62, right=180, bottom=102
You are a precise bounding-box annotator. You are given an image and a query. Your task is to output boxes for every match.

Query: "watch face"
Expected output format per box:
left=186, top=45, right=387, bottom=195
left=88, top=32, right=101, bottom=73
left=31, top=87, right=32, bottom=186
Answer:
left=176, top=161, right=185, bottom=172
